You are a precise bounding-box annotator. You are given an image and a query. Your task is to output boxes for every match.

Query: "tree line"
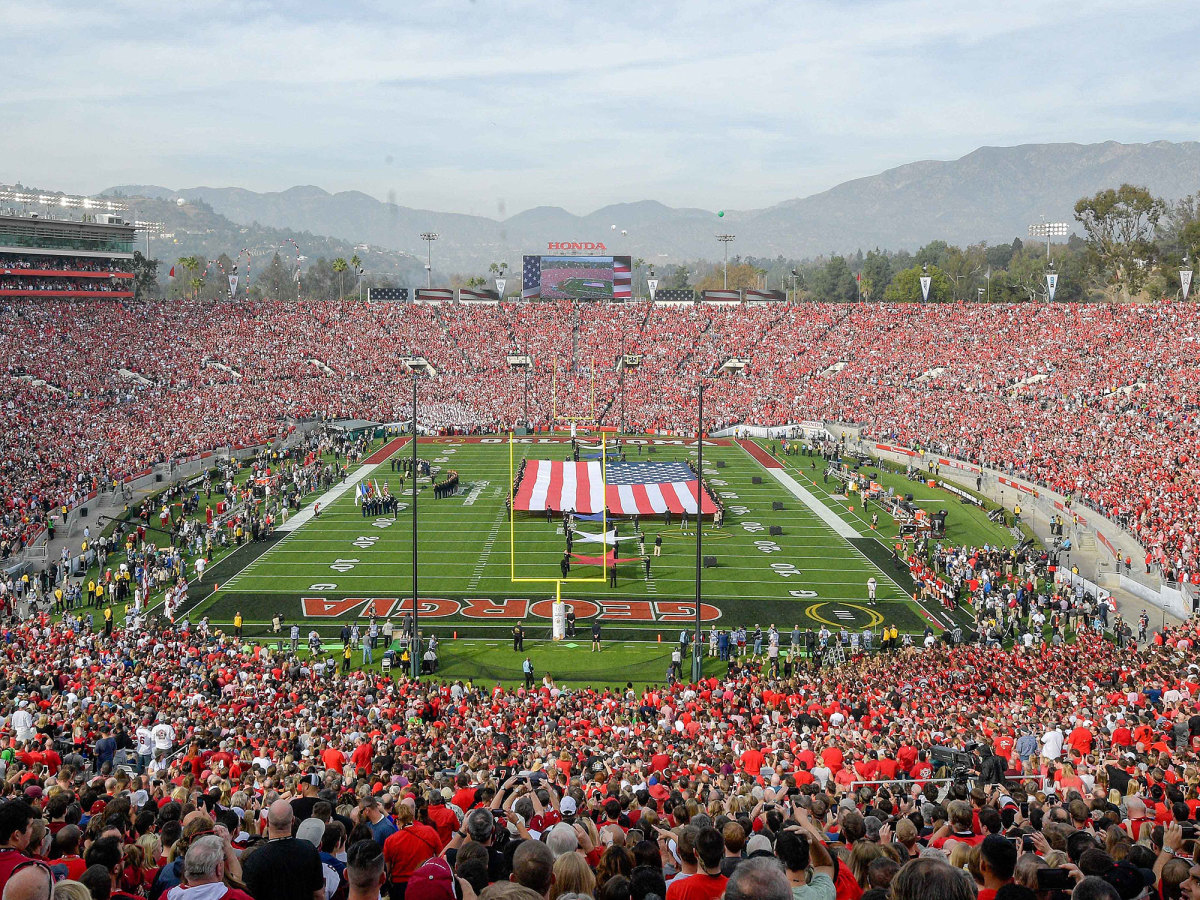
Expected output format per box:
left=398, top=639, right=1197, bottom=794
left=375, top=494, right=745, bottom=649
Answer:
left=643, top=184, right=1198, bottom=302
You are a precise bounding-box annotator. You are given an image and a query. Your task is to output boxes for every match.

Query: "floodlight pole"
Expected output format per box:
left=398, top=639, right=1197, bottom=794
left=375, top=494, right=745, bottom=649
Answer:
left=421, top=232, right=439, bottom=289
left=1028, top=219, right=1069, bottom=262
left=411, top=371, right=420, bottom=679
left=716, top=235, right=735, bottom=290
left=692, top=379, right=704, bottom=683
left=619, top=338, right=626, bottom=435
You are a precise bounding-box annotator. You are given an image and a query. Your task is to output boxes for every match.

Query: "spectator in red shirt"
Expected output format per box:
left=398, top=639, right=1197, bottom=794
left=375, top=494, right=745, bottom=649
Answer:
left=665, top=827, right=727, bottom=900
left=383, top=802, right=442, bottom=896
left=0, top=799, right=37, bottom=892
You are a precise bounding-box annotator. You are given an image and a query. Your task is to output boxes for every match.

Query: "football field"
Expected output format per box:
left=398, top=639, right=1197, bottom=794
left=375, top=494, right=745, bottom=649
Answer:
left=186, top=434, right=1014, bottom=645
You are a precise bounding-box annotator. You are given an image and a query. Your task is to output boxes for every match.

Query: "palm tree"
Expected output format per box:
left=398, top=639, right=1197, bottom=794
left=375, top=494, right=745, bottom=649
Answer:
left=177, top=256, right=200, bottom=299
left=332, top=257, right=348, bottom=300
left=488, top=261, right=510, bottom=297
left=350, top=254, right=362, bottom=300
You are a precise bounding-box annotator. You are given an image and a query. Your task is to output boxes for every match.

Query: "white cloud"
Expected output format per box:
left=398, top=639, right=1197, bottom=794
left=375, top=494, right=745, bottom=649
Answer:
left=1, top=0, right=1198, bottom=213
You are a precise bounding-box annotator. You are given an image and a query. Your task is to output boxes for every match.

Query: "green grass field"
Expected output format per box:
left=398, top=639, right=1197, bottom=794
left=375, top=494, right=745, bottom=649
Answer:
left=182, top=435, right=1018, bottom=650
left=556, top=278, right=614, bottom=299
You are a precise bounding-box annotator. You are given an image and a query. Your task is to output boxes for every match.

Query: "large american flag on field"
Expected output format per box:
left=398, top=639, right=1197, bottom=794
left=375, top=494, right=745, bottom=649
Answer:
left=514, top=460, right=716, bottom=515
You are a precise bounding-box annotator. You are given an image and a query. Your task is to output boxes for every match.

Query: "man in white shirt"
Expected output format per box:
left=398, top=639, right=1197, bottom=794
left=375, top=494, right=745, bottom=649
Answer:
left=11, top=701, right=35, bottom=744
left=136, top=719, right=155, bottom=773
left=152, top=718, right=177, bottom=756
left=1040, top=724, right=1064, bottom=761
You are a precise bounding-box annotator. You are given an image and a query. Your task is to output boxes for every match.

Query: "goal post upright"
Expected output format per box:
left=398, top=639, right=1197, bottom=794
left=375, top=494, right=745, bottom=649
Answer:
left=508, top=431, right=607, bottom=587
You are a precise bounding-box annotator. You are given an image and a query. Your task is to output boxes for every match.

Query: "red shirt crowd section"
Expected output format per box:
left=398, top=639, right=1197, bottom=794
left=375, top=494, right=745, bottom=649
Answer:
left=2, top=299, right=1197, bottom=581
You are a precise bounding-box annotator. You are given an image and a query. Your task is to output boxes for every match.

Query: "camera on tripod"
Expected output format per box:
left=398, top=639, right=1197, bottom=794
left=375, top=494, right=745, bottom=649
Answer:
left=931, top=745, right=978, bottom=780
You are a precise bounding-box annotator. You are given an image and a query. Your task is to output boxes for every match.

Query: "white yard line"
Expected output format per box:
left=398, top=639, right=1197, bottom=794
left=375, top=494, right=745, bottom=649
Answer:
left=277, top=463, right=383, bottom=532
left=735, top=446, right=861, bottom=539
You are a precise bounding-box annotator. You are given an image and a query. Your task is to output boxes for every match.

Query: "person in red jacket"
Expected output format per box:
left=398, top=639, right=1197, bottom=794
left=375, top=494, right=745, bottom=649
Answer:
left=424, top=794, right=459, bottom=849
left=383, top=803, right=441, bottom=899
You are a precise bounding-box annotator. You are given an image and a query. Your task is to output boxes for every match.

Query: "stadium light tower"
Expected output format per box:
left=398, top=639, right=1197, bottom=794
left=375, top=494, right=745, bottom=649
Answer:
left=1028, top=218, right=1070, bottom=260
left=692, top=377, right=705, bottom=683
left=411, top=368, right=421, bottom=679
left=420, top=232, right=439, bottom=289
left=716, top=234, right=736, bottom=289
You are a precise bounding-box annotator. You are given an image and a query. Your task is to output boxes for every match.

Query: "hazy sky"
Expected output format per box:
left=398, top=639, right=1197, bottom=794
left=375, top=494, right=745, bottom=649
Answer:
left=4, top=0, right=1197, bottom=217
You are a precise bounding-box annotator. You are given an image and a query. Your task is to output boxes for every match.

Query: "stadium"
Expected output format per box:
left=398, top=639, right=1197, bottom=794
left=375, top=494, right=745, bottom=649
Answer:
left=4, top=6, right=1200, bottom=898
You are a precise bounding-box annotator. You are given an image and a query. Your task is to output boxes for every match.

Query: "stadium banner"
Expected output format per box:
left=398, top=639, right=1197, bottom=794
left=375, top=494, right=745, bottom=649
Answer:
left=744, top=288, right=786, bottom=302
left=937, top=457, right=982, bottom=475
left=367, top=287, right=409, bottom=302
left=997, top=475, right=1038, bottom=497
left=653, top=288, right=695, bottom=304
left=522, top=255, right=632, bottom=300
left=936, top=480, right=984, bottom=507
left=416, top=287, right=455, bottom=304
left=874, top=442, right=918, bottom=458
left=700, top=289, right=742, bottom=303
left=458, top=288, right=499, bottom=303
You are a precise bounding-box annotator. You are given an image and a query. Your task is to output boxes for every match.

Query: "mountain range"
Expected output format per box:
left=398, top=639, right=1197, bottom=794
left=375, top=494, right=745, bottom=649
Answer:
left=107, top=140, right=1200, bottom=274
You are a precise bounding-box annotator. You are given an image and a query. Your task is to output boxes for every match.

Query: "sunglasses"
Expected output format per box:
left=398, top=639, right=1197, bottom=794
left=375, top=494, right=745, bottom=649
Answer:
left=13, top=859, right=57, bottom=884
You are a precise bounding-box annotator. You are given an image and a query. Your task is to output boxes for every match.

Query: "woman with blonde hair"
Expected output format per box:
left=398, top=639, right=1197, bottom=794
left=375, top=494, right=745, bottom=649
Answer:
left=848, top=841, right=886, bottom=888
left=550, top=851, right=597, bottom=900
left=51, top=881, right=92, bottom=900
left=947, top=840, right=973, bottom=873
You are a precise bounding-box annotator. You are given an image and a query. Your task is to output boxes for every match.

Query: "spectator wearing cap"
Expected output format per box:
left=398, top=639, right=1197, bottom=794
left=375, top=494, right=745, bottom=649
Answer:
left=291, top=773, right=323, bottom=826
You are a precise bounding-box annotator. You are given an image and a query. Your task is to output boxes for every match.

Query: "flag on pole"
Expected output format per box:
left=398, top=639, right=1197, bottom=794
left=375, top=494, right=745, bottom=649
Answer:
left=169, top=266, right=175, bottom=278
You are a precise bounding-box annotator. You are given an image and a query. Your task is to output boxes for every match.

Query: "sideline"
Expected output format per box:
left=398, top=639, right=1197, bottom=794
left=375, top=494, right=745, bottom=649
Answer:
left=277, top=438, right=409, bottom=533
left=735, top=443, right=860, bottom=539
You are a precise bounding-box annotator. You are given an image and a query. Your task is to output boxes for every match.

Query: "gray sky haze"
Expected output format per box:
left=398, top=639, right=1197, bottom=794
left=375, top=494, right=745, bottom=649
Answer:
left=3, top=0, right=1198, bottom=216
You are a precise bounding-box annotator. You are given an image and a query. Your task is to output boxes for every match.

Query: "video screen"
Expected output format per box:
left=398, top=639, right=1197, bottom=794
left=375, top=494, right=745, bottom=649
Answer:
left=523, top=255, right=631, bottom=300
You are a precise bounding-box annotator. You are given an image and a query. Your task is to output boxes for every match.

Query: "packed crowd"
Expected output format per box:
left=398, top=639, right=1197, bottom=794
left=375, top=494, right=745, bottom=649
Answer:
left=0, top=279, right=131, bottom=294
left=0, top=609, right=1199, bottom=899
left=0, top=256, right=131, bottom=274
left=2, top=299, right=1198, bottom=584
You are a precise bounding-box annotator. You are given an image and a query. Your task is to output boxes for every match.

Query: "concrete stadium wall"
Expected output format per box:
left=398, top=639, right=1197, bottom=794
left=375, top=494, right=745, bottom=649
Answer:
left=849, top=433, right=1191, bottom=620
